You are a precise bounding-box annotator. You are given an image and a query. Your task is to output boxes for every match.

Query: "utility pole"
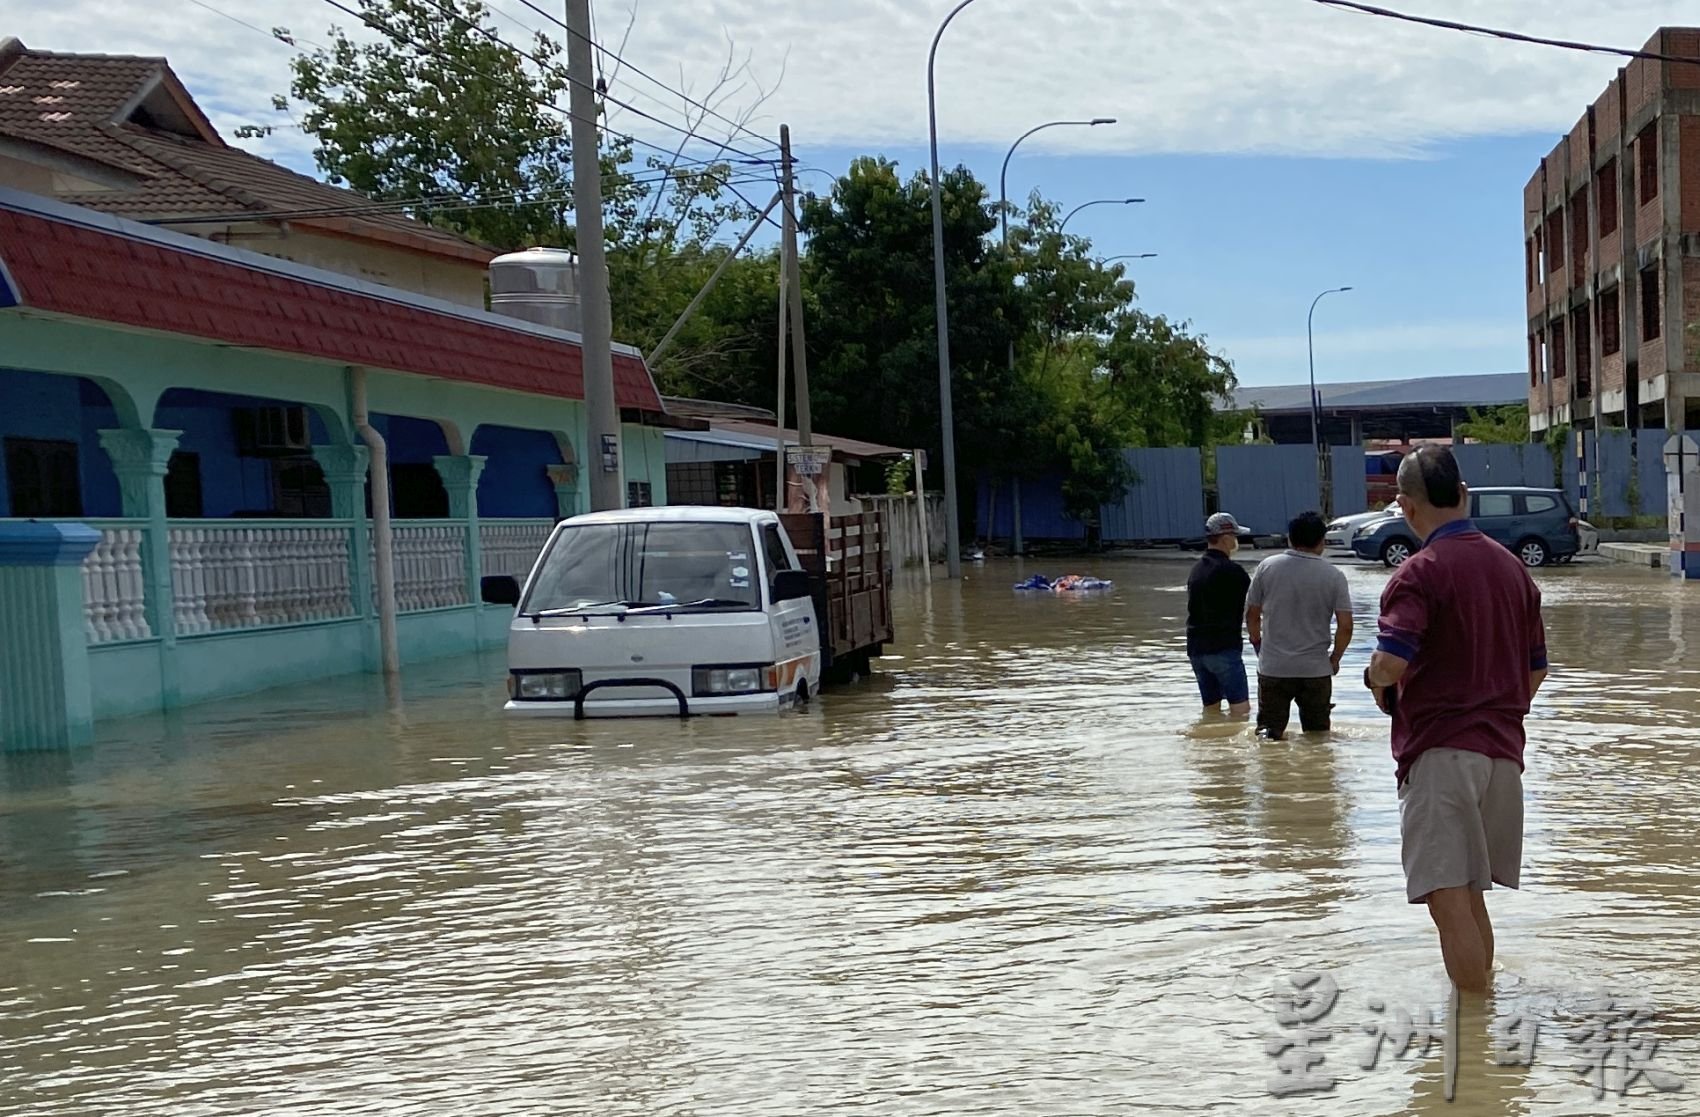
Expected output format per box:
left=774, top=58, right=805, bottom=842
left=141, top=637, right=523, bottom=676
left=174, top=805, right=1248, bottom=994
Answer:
left=780, top=124, right=813, bottom=446
left=565, top=0, right=622, bottom=511
left=774, top=233, right=790, bottom=512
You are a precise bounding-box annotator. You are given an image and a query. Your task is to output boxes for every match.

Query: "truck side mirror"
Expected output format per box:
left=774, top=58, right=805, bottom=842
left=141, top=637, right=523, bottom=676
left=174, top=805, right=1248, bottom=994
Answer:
left=771, top=569, right=812, bottom=603
left=481, top=575, right=521, bottom=606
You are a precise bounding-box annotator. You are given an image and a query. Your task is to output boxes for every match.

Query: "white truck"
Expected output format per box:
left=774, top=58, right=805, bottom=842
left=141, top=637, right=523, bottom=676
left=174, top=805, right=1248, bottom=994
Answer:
left=481, top=505, right=890, bottom=718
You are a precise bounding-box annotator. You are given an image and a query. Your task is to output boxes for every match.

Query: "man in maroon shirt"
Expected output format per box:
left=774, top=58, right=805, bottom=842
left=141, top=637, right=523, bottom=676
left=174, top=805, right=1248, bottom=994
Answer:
left=1364, top=446, right=1548, bottom=994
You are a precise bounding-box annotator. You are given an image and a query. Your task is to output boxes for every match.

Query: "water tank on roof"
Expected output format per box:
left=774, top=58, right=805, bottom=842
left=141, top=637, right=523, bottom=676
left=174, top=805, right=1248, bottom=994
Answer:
left=489, top=247, right=582, bottom=333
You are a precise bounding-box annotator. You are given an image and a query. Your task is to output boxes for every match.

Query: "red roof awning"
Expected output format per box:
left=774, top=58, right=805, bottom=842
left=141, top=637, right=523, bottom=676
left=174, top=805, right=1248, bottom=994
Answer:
left=0, top=194, right=663, bottom=412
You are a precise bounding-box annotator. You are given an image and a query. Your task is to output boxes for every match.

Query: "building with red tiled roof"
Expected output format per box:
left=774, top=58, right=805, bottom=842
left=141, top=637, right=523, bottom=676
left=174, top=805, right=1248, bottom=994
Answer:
left=0, top=37, right=494, bottom=306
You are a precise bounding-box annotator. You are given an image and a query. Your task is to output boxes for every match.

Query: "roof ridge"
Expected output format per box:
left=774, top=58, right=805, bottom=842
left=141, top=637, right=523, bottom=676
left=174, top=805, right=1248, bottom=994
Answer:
left=8, top=44, right=171, bottom=66
left=115, top=125, right=278, bottom=214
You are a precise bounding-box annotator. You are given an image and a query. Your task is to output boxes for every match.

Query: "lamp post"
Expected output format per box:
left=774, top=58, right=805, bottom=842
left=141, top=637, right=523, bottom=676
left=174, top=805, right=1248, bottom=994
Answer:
left=998, top=116, right=1115, bottom=558
left=1307, top=285, right=1354, bottom=516
left=999, top=118, right=1116, bottom=253
left=1102, top=253, right=1158, bottom=263
left=1061, top=197, right=1143, bottom=233
left=926, top=0, right=988, bottom=580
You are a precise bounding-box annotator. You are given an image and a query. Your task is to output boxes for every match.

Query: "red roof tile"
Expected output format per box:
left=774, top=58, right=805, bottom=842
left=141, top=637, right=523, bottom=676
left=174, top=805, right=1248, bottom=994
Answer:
left=0, top=204, right=662, bottom=413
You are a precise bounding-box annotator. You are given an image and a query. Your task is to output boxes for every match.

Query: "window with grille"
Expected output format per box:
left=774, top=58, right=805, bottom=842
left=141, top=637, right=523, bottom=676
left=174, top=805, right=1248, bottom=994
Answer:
left=627, top=481, right=654, bottom=508
left=1601, top=290, right=1621, bottom=356
left=388, top=462, right=446, bottom=519
left=4, top=437, right=81, bottom=518
left=165, top=451, right=203, bottom=518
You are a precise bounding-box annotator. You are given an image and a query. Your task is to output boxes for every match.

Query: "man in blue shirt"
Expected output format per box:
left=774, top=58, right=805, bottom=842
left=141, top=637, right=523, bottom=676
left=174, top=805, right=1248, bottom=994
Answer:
left=1186, top=512, right=1251, bottom=717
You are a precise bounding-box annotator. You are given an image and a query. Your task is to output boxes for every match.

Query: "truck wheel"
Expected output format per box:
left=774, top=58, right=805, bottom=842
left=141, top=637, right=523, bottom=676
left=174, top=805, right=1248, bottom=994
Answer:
left=1381, top=539, right=1414, bottom=567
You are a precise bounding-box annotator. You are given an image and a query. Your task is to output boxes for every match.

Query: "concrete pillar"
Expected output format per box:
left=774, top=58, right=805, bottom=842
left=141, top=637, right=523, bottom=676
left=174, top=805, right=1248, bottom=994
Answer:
left=313, top=444, right=375, bottom=641
left=98, top=428, right=181, bottom=706
left=433, top=454, right=487, bottom=605
left=1349, top=414, right=1363, bottom=447
left=547, top=462, right=581, bottom=521
left=0, top=521, right=102, bottom=751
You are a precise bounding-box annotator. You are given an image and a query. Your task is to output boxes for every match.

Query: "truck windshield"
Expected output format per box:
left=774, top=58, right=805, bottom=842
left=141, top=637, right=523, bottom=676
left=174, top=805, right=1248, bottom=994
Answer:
left=524, top=521, right=763, bottom=613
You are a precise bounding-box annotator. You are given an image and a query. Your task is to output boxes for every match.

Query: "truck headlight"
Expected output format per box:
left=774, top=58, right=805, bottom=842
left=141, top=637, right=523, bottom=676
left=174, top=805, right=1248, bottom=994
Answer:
left=692, top=665, right=772, bottom=696
left=510, top=669, right=582, bottom=700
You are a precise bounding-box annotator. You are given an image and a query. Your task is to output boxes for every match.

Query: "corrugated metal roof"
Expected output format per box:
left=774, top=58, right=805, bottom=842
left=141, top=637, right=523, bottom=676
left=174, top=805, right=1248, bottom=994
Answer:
left=665, top=419, right=906, bottom=462
left=1225, top=373, right=1525, bottom=415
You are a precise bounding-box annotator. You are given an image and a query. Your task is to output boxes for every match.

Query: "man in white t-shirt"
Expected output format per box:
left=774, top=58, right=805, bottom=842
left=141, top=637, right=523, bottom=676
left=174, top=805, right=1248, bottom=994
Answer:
left=1246, top=510, right=1353, bottom=739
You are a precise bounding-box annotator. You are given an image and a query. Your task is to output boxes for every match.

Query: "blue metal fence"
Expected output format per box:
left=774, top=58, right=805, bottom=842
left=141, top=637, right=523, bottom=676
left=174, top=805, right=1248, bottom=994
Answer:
left=1330, top=445, right=1368, bottom=516
left=1215, top=445, right=1321, bottom=534
left=978, top=475, right=1085, bottom=541
left=1450, top=444, right=1557, bottom=489
left=981, top=431, right=1675, bottom=544
left=1637, top=430, right=1668, bottom=517
left=1102, top=448, right=1204, bottom=541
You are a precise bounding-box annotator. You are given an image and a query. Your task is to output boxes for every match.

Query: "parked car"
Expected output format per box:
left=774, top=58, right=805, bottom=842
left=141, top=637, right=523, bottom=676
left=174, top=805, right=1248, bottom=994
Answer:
left=1351, top=486, right=1581, bottom=568
left=1325, top=507, right=1399, bottom=550
left=1365, top=450, right=1405, bottom=507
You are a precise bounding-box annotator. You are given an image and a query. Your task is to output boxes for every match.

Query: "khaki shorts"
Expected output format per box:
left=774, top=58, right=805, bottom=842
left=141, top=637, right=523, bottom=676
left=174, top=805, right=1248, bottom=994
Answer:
left=1398, top=747, right=1524, bottom=904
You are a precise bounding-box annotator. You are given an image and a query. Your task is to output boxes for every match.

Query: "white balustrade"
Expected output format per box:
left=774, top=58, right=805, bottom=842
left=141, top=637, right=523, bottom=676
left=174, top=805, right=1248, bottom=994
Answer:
left=81, top=524, right=150, bottom=644
left=478, top=520, right=554, bottom=581
left=379, top=522, right=469, bottom=611
left=168, top=522, right=355, bottom=633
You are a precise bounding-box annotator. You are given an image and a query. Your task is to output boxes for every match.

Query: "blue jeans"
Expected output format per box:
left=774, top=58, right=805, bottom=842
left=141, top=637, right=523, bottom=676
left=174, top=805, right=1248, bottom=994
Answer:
left=1190, top=650, right=1249, bottom=707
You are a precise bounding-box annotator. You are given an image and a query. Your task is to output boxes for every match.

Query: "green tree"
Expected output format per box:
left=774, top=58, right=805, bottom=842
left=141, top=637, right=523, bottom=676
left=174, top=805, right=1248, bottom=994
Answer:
left=1455, top=404, right=1531, bottom=444
left=268, top=0, right=741, bottom=253
left=798, top=157, right=1021, bottom=481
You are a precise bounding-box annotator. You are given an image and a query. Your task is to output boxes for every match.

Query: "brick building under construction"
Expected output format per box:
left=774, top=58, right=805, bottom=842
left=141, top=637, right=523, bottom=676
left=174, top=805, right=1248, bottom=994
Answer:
left=1525, top=27, right=1700, bottom=436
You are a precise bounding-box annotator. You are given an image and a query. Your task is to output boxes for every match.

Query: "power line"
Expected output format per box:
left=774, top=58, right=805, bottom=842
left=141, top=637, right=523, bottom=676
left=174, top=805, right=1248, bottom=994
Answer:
left=1311, top=0, right=1700, bottom=67
left=404, top=0, right=779, bottom=164
left=140, top=167, right=775, bottom=226
left=311, top=0, right=775, bottom=172
left=481, top=0, right=765, bottom=154
left=502, top=0, right=779, bottom=154
left=185, top=0, right=328, bottom=51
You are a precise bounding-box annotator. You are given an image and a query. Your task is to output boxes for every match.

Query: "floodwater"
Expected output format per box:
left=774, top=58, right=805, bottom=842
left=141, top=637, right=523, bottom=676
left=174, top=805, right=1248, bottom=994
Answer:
left=2, top=556, right=1698, bottom=1116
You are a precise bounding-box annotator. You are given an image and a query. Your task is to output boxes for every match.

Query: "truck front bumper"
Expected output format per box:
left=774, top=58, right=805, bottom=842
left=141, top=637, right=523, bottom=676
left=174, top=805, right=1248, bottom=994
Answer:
left=504, top=690, right=784, bottom=718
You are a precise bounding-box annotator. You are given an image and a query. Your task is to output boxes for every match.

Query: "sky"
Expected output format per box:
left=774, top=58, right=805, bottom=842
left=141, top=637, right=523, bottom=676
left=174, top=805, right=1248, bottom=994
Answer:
left=7, top=0, right=1695, bottom=386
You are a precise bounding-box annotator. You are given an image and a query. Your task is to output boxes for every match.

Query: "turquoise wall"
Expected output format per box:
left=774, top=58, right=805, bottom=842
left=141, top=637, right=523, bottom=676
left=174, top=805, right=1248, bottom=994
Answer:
left=0, top=310, right=675, bottom=730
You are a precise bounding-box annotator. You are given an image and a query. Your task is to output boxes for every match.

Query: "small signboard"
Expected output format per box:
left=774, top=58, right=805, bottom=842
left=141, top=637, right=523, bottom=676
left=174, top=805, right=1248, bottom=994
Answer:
left=915, top=448, right=929, bottom=473
left=786, top=445, right=833, bottom=477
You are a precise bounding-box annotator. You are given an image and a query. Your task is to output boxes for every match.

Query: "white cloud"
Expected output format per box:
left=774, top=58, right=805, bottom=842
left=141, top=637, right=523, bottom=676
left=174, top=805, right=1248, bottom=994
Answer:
left=5, top=0, right=1695, bottom=168
left=1216, top=318, right=1517, bottom=364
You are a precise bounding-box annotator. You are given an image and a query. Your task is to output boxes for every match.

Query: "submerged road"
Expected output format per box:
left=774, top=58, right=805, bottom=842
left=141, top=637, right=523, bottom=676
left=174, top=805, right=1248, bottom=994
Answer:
left=1, top=558, right=1695, bottom=1114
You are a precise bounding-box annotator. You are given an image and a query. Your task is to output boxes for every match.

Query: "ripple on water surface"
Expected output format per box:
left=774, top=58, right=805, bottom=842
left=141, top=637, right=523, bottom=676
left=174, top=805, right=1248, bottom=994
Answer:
left=1, top=559, right=1697, bottom=1115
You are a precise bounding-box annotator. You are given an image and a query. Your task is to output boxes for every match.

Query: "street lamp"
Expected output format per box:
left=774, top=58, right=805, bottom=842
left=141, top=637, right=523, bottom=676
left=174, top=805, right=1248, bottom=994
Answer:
left=997, top=116, right=1115, bottom=559
left=999, top=118, right=1116, bottom=253
left=1102, top=253, right=1158, bottom=263
left=926, top=0, right=988, bottom=579
left=1060, top=197, right=1144, bottom=233
left=1307, top=285, right=1354, bottom=515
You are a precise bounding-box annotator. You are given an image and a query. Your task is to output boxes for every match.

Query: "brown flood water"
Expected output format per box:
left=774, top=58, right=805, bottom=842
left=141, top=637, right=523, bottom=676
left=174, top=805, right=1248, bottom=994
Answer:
left=1, top=556, right=1698, bottom=1115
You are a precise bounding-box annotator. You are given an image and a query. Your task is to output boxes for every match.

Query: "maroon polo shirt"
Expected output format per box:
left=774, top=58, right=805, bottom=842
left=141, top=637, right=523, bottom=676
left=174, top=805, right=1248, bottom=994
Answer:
left=1375, top=519, right=1548, bottom=787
